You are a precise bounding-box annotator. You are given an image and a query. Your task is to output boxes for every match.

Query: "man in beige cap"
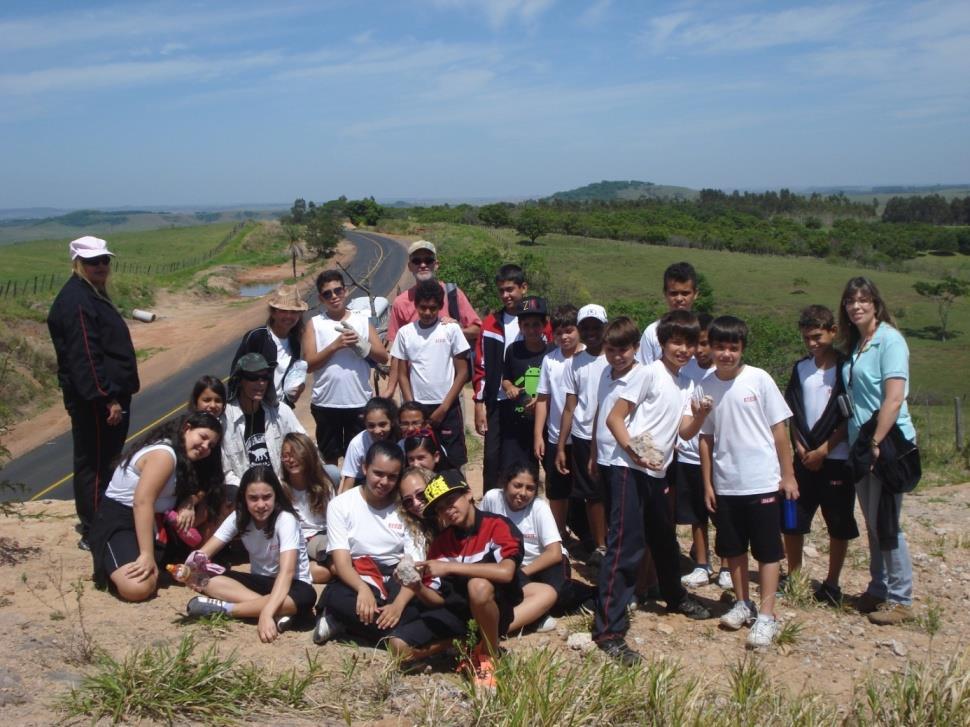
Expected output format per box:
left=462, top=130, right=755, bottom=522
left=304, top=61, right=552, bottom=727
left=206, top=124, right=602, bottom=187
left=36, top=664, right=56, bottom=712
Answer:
left=386, top=240, right=481, bottom=345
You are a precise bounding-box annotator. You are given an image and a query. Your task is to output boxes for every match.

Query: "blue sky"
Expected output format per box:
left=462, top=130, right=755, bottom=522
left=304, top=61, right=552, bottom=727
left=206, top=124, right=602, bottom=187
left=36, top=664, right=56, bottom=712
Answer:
left=2, top=0, right=968, bottom=208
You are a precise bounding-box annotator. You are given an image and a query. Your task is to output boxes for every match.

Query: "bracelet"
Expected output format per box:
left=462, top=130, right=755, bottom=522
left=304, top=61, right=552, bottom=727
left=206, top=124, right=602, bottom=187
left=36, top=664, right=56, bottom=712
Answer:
left=870, top=438, right=880, bottom=448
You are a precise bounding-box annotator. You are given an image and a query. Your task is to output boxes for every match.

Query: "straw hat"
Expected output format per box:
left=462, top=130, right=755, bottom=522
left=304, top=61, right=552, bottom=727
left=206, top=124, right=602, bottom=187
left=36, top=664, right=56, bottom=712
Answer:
left=267, top=283, right=308, bottom=311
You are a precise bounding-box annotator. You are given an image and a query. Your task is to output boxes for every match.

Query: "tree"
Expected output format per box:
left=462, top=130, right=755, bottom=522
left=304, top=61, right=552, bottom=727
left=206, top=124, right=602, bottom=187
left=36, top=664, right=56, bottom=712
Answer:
left=304, top=206, right=341, bottom=258
left=913, top=276, right=970, bottom=341
left=288, top=198, right=307, bottom=224
left=345, top=197, right=384, bottom=226
left=478, top=203, right=511, bottom=228
left=514, top=207, right=549, bottom=244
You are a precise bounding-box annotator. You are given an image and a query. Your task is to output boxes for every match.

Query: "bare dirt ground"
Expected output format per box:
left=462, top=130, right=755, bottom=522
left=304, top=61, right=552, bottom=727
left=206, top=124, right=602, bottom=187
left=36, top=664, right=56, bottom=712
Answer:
left=0, top=482, right=966, bottom=724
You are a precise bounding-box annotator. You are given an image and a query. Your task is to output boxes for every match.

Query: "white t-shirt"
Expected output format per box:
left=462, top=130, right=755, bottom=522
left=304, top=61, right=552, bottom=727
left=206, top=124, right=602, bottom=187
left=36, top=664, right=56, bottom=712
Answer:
left=288, top=487, right=330, bottom=541
left=390, top=319, right=470, bottom=404
left=480, top=489, right=561, bottom=566
left=616, top=359, right=692, bottom=478
left=326, top=487, right=420, bottom=566
left=636, top=321, right=661, bottom=365
left=214, top=510, right=311, bottom=583
left=536, top=347, right=577, bottom=445
left=700, top=365, right=793, bottom=496
left=309, top=311, right=373, bottom=408
left=797, top=358, right=850, bottom=460
left=495, top=312, right=521, bottom=402
left=594, top=363, right=642, bottom=466
left=676, top=359, right=716, bottom=466
left=340, top=430, right=374, bottom=479
left=269, top=329, right=293, bottom=401
left=104, top=443, right=177, bottom=511
left=562, top=350, right=609, bottom=441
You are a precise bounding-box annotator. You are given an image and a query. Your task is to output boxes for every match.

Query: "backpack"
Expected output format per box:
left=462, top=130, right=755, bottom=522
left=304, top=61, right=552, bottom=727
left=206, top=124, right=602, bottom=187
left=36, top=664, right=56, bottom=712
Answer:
left=445, top=282, right=474, bottom=383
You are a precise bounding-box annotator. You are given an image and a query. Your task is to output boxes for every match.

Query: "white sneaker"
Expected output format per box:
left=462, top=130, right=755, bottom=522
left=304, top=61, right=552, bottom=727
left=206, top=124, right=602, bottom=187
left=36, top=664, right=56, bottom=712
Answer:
left=717, top=569, right=734, bottom=590
left=312, top=612, right=344, bottom=645
left=681, top=567, right=712, bottom=588
left=536, top=615, right=557, bottom=632
left=746, top=615, right=779, bottom=649
left=720, top=600, right=757, bottom=630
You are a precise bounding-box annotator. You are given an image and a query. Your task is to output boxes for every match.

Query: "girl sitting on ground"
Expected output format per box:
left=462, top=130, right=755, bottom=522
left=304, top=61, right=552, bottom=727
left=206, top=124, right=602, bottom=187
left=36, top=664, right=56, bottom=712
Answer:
left=397, top=465, right=439, bottom=555
left=88, top=411, right=224, bottom=602
left=339, top=397, right=400, bottom=492
left=280, top=432, right=337, bottom=584
left=482, top=461, right=591, bottom=629
left=181, top=465, right=316, bottom=643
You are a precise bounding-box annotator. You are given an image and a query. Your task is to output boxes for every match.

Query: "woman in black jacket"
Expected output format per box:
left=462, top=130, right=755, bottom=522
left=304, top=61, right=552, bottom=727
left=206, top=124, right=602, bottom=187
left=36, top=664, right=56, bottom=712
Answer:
left=230, top=283, right=307, bottom=408
left=47, top=236, right=140, bottom=550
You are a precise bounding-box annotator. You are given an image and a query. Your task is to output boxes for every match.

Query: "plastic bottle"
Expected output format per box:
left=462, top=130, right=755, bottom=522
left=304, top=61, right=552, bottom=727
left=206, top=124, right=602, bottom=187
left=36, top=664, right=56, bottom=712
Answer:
left=782, top=498, right=798, bottom=530
left=166, top=563, right=211, bottom=589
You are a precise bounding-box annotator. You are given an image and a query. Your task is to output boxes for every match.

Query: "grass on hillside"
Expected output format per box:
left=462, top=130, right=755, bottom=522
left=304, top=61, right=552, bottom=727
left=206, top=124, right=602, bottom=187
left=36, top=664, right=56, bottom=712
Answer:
left=385, top=220, right=970, bottom=402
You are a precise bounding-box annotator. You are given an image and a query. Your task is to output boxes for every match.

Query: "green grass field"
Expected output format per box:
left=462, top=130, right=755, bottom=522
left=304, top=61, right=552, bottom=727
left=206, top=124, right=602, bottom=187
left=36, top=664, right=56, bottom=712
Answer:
left=395, top=221, right=970, bottom=402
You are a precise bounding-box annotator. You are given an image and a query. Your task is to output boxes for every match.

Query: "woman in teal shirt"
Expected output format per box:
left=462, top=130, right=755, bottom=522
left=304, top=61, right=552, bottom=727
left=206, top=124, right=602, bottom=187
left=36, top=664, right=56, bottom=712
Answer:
left=838, top=276, right=915, bottom=626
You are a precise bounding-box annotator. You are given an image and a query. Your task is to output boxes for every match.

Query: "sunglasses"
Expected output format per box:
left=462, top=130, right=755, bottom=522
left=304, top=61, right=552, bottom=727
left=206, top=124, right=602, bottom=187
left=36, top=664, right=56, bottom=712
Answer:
left=402, top=490, right=427, bottom=508
left=81, top=255, right=112, bottom=266
left=320, top=286, right=346, bottom=301
left=240, top=371, right=271, bottom=382
left=410, top=256, right=436, bottom=267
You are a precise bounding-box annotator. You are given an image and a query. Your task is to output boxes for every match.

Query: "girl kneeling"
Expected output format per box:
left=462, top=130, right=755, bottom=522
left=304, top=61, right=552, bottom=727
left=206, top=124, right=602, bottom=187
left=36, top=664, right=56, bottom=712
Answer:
left=89, top=411, right=224, bottom=602
left=183, top=465, right=316, bottom=643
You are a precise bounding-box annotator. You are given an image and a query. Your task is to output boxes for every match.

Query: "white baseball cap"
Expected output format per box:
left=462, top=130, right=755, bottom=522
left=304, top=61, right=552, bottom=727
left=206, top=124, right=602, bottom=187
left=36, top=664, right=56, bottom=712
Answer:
left=69, top=236, right=115, bottom=260
left=577, top=303, right=608, bottom=324
left=407, top=240, right=437, bottom=256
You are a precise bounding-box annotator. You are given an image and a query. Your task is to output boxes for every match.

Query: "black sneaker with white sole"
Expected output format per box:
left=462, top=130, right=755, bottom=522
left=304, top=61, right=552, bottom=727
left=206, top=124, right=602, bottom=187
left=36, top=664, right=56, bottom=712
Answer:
left=312, top=611, right=345, bottom=645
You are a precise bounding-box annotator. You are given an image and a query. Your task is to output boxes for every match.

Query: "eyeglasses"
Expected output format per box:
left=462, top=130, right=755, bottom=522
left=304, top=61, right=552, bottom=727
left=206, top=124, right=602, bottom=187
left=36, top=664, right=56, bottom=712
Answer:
left=410, top=256, right=436, bottom=267
left=320, top=286, right=346, bottom=301
left=844, top=297, right=873, bottom=308
left=240, top=371, right=271, bottom=382
left=81, top=255, right=112, bottom=266
left=402, top=490, right=426, bottom=508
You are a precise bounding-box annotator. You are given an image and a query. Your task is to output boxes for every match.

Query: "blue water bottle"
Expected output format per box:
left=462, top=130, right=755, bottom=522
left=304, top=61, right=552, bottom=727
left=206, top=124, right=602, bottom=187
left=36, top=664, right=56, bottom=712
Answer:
left=783, top=498, right=798, bottom=530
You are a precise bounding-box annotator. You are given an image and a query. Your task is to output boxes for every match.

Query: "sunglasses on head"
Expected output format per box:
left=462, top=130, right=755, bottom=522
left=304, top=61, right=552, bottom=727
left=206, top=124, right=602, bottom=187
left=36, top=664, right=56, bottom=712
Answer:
left=81, top=255, right=112, bottom=266
left=402, top=490, right=427, bottom=508
left=320, top=286, right=346, bottom=301
left=240, top=371, right=271, bottom=382
left=410, top=256, right=436, bottom=267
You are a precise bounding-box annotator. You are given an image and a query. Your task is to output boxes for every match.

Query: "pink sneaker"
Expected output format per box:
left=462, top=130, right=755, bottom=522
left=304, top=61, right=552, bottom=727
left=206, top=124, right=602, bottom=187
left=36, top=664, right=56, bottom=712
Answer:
left=163, top=510, right=202, bottom=548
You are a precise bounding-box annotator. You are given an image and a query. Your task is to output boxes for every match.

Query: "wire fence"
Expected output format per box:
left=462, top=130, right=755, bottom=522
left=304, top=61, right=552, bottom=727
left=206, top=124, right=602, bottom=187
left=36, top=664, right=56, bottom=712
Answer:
left=0, top=222, right=248, bottom=300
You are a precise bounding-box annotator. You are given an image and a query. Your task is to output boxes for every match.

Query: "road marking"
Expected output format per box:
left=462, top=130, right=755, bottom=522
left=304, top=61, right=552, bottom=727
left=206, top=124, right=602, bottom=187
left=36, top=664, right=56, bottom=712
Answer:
left=29, top=234, right=396, bottom=502
left=29, top=399, right=191, bottom=501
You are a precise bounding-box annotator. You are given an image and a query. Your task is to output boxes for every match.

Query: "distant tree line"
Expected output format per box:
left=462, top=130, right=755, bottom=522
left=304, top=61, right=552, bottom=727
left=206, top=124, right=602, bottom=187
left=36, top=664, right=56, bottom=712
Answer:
left=379, top=190, right=970, bottom=269
left=882, top=194, right=970, bottom=225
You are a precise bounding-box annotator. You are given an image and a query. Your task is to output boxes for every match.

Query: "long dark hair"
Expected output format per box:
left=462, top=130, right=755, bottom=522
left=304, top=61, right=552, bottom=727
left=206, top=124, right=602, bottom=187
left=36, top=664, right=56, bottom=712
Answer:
left=189, top=375, right=226, bottom=411
left=280, top=432, right=334, bottom=515
left=403, top=429, right=454, bottom=472
left=235, top=465, right=297, bottom=539
left=364, top=396, right=401, bottom=441
left=120, top=411, right=225, bottom=518
left=836, top=276, right=897, bottom=353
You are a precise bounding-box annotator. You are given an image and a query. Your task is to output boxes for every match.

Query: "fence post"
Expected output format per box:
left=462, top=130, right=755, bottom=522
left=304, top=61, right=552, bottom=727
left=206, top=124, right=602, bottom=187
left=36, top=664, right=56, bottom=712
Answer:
left=33, top=276, right=37, bottom=294
left=956, top=397, right=965, bottom=451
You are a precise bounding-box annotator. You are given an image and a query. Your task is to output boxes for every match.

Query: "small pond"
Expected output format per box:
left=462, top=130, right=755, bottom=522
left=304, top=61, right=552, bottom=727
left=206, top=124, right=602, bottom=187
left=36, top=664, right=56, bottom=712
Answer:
left=239, top=283, right=277, bottom=297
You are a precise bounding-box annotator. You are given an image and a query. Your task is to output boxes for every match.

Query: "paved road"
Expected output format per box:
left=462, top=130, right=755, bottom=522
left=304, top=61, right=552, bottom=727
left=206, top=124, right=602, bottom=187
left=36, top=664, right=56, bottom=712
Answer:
left=2, top=229, right=407, bottom=503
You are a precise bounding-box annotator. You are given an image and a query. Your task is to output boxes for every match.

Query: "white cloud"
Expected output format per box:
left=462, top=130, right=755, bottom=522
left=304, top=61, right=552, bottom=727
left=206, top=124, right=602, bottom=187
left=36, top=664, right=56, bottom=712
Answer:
left=430, top=0, right=556, bottom=29
left=642, top=4, right=870, bottom=54
left=578, top=0, right=611, bottom=27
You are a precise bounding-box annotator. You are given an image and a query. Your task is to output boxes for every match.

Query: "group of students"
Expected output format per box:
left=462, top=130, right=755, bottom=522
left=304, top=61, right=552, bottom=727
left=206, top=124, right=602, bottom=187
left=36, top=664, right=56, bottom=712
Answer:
left=83, top=250, right=918, bottom=685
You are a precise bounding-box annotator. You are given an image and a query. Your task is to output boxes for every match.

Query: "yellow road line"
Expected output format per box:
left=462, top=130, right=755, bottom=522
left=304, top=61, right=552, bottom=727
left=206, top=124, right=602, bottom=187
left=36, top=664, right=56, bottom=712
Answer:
left=29, top=399, right=191, bottom=501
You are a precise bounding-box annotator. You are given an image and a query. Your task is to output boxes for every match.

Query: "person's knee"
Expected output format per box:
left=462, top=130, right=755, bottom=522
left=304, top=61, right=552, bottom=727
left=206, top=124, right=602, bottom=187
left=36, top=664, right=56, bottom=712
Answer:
left=112, top=574, right=157, bottom=602
left=467, top=578, right=495, bottom=604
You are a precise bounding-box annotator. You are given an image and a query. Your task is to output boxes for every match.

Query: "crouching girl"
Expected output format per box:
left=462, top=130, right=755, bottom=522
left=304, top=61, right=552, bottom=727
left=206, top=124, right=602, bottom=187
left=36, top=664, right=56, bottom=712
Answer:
left=181, top=465, right=316, bottom=643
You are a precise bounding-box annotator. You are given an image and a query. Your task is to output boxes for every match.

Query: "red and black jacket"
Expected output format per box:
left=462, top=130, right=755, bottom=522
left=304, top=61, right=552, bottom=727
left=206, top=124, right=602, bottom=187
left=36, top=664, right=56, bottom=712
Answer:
left=472, top=311, right=552, bottom=404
